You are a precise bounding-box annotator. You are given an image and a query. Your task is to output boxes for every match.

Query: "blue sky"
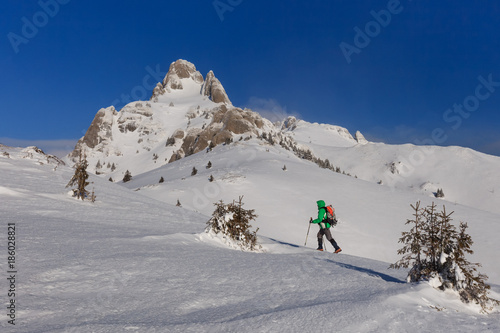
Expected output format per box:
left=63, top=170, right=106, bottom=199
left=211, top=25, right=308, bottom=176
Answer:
left=1, top=0, right=499, bottom=157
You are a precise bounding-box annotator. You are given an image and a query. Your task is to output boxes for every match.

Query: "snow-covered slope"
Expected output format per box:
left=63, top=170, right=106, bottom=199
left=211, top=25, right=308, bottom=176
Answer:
left=1, top=144, right=499, bottom=332
left=123, top=138, right=500, bottom=285
left=293, top=124, right=500, bottom=215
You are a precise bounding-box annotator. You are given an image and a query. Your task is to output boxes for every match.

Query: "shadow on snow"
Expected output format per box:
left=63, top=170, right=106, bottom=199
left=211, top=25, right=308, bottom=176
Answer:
left=320, top=258, right=406, bottom=284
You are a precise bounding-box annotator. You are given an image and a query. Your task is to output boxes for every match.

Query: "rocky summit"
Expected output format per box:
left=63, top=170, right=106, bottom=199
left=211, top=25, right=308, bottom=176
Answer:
left=68, top=59, right=283, bottom=178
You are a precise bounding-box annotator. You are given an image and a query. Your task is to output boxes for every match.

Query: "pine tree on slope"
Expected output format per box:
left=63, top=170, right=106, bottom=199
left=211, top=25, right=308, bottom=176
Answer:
left=123, top=170, right=132, bottom=183
left=66, top=153, right=90, bottom=200
left=421, top=202, right=440, bottom=277
left=390, top=201, right=426, bottom=282
left=206, top=196, right=260, bottom=251
left=391, top=201, right=499, bottom=313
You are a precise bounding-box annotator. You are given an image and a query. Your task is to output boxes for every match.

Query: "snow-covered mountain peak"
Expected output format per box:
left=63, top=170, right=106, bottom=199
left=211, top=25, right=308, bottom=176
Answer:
left=67, top=58, right=267, bottom=177
left=150, top=59, right=204, bottom=102
left=150, top=59, right=231, bottom=105
left=163, top=59, right=203, bottom=90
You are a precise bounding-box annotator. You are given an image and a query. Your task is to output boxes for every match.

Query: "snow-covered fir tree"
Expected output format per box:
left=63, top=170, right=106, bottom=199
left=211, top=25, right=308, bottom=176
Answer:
left=206, top=196, right=260, bottom=251
left=390, top=201, right=426, bottom=282
left=66, top=152, right=90, bottom=200
left=123, top=170, right=132, bottom=183
left=391, top=201, right=499, bottom=313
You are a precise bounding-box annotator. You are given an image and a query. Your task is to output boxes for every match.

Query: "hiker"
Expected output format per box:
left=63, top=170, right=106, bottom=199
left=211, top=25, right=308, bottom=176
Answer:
left=310, top=200, right=342, bottom=253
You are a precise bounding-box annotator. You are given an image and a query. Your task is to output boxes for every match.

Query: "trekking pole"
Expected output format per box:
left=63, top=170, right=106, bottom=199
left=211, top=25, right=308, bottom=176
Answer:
left=305, top=219, right=312, bottom=246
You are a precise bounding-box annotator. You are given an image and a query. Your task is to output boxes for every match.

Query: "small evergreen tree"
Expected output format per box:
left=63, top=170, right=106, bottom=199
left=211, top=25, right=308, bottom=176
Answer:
left=206, top=196, right=260, bottom=251
left=90, top=186, right=96, bottom=203
left=421, top=202, right=440, bottom=276
left=391, top=201, right=499, bottom=313
left=176, top=199, right=182, bottom=207
left=452, top=222, right=499, bottom=311
left=66, top=153, right=90, bottom=200
left=123, top=170, right=132, bottom=183
left=206, top=161, right=212, bottom=169
left=209, top=175, right=214, bottom=182
left=435, top=206, right=456, bottom=282
left=389, top=201, right=426, bottom=282
left=191, top=167, right=198, bottom=176
left=435, top=188, right=445, bottom=198
left=159, top=176, right=164, bottom=183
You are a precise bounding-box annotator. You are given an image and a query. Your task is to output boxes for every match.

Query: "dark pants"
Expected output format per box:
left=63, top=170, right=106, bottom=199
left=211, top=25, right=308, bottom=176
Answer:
left=317, top=228, right=340, bottom=250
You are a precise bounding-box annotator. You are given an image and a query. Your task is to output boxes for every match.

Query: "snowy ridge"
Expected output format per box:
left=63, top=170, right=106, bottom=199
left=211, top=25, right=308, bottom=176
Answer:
left=0, top=144, right=65, bottom=167
left=1, top=144, right=500, bottom=332
left=301, top=140, right=500, bottom=215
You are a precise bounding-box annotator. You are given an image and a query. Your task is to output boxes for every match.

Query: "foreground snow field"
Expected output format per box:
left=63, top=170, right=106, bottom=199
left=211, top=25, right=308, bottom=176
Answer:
left=1, top=145, right=499, bottom=332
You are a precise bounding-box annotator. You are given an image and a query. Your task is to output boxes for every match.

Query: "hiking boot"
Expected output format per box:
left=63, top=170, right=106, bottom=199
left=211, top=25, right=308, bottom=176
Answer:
left=334, top=248, right=342, bottom=254
left=317, top=248, right=324, bottom=251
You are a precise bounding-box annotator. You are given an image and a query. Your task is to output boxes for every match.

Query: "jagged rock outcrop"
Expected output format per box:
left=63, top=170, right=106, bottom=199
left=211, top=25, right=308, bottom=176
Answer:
left=70, top=106, right=117, bottom=160
left=169, top=105, right=266, bottom=161
left=202, top=70, right=231, bottom=104
left=164, top=60, right=203, bottom=90
left=22, top=146, right=66, bottom=166
left=281, top=116, right=298, bottom=130
left=355, top=130, right=368, bottom=144
left=116, top=103, right=154, bottom=134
